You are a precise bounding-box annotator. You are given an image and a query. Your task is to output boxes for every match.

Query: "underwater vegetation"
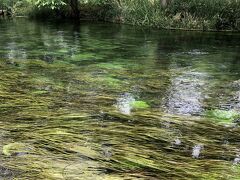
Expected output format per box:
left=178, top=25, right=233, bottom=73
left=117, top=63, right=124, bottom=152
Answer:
left=0, top=19, right=240, bottom=179
left=130, top=101, right=150, bottom=109
left=206, top=109, right=240, bottom=124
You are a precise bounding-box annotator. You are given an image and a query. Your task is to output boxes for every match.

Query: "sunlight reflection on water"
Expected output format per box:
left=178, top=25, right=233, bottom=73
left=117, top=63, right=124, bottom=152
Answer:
left=116, top=93, right=135, bottom=115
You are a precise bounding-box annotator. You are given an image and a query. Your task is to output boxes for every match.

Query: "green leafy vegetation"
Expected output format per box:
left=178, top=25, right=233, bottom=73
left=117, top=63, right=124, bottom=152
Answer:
left=112, top=0, right=240, bottom=30
left=206, top=109, right=240, bottom=123
left=3, top=0, right=239, bottom=31
left=130, top=101, right=150, bottom=109
left=71, top=53, right=97, bottom=61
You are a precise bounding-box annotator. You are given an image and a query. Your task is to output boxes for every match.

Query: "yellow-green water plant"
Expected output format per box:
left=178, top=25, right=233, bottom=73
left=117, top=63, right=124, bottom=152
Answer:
left=71, top=53, right=98, bottom=61
left=95, top=62, right=124, bottom=70
left=206, top=109, right=240, bottom=124
left=0, top=19, right=240, bottom=179
left=130, top=101, right=150, bottom=109
left=3, top=142, right=30, bottom=156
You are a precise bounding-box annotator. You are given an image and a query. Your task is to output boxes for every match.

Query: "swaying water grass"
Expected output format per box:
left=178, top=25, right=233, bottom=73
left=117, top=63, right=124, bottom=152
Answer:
left=0, top=19, right=240, bottom=179
left=206, top=109, right=240, bottom=124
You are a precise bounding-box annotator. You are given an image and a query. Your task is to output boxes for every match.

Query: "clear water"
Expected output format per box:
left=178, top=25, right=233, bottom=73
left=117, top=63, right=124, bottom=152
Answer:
left=0, top=18, right=240, bottom=179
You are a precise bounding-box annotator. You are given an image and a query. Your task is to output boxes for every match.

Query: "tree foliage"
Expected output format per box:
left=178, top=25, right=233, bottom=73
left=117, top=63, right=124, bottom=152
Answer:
left=1, top=0, right=239, bottom=31
left=35, top=0, right=66, bottom=9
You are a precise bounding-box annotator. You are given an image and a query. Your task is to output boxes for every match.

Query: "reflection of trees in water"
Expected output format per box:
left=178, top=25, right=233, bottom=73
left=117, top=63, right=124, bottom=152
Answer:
left=1, top=19, right=239, bottom=114
left=155, top=35, right=210, bottom=115
left=200, top=52, right=240, bottom=111
left=5, top=42, right=27, bottom=60
left=0, top=19, right=84, bottom=62
left=153, top=31, right=240, bottom=114
left=163, top=51, right=240, bottom=115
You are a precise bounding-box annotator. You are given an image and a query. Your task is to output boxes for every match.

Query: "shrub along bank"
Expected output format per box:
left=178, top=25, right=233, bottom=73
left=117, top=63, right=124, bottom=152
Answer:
left=11, top=0, right=240, bottom=31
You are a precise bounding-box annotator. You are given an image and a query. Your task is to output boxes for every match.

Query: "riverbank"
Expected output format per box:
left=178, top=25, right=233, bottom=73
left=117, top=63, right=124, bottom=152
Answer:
left=12, top=0, right=240, bottom=32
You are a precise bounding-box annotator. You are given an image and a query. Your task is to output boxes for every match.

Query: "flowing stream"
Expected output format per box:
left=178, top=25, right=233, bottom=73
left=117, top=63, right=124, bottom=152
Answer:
left=0, top=18, right=240, bottom=179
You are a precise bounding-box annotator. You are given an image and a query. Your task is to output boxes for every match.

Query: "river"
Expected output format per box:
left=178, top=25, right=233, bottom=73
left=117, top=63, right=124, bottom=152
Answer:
left=0, top=18, right=240, bottom=179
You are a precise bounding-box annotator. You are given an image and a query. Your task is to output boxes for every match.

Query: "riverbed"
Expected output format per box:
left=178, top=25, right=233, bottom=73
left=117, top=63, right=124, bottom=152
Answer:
left=0, top=18, right=240, bottom=179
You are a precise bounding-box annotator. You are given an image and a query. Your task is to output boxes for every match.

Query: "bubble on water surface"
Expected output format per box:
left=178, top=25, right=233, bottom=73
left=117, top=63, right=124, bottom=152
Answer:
left=116, top=93, right=135, bottom=115
left=192, top=144, right=203, bottom=158
left=233, top=157, right=240, bottom=165
left=174, top=139, right=181, bottom=145
left=166, top=71, right=208, bottom=115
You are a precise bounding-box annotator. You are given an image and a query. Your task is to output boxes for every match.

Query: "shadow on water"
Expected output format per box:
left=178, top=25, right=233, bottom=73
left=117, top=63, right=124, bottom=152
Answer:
left=0, top=18, right=240, bottom=179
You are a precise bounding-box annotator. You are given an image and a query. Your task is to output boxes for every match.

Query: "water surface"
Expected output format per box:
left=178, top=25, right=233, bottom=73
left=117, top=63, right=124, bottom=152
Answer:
left=0, top=18, right=240, bottom=179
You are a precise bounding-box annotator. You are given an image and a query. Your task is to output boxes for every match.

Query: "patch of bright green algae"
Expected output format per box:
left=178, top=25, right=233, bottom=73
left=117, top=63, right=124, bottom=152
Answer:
left=103, top=77, right=122, bottom=88
left=206, top=109, right=239, bottom=124
left=57, top=48, right=68, bottom=53
left=71, top=53, right=98, bottom=61
left=130, top=101, right=150, bottom=109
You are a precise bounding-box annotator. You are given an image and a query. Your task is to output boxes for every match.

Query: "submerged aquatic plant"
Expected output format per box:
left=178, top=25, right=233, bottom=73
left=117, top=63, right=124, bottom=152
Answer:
left=0, top=19, right=240, bottom=179
left=96, top=63, right=124, bottom=70
left=206, top=109, right=240, bottom=123
left=130, top=101, right=150, bottom=109
left=71, top=53, right=98, bottom=61
left=2, top=142, right=28, bottom=156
